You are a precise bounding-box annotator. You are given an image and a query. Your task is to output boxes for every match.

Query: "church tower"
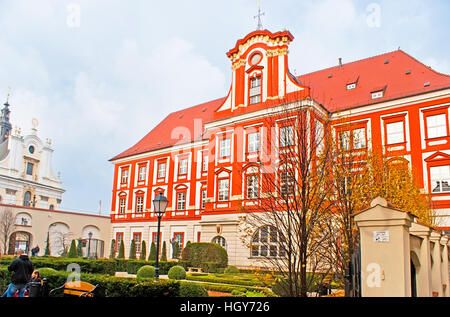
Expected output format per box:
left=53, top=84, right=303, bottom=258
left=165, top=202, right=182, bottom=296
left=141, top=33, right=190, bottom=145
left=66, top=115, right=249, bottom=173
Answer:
left=0, top=100, right=12, bottom=143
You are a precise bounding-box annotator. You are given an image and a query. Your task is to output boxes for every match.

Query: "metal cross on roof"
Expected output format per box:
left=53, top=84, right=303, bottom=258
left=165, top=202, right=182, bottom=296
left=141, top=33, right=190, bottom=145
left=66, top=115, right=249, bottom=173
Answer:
left=254, top=2, right=265, bottom=30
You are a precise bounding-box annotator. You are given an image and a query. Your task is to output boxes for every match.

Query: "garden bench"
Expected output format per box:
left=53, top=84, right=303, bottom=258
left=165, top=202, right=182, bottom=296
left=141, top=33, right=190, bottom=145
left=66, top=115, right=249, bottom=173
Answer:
left=187, top=267, right=203, bottom=273
left=49, top=281, right=99, bottom=297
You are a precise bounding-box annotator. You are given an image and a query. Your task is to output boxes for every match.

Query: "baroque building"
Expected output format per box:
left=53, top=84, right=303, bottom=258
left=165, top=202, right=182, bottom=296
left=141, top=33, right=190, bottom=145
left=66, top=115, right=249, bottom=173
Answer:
left=0, top=101, right=110, bottom=257
left=109, top=29, right=450, bottom=266
left=0, top=101, right=64, bottom=209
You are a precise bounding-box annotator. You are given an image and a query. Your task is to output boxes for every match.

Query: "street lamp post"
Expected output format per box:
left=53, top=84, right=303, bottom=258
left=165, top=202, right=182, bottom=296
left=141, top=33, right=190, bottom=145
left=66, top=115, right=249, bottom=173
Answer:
left=152, top=192, right=168, bottom=280
left=87, top=232, right=92, bottom=259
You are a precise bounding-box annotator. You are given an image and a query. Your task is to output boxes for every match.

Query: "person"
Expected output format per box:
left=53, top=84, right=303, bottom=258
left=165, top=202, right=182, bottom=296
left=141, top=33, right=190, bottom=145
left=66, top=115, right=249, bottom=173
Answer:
left=25, top=270, right=42, bottom=297
left=4, top=249, right=34, bottom=297
left=31, top=245, right=39, bottom=257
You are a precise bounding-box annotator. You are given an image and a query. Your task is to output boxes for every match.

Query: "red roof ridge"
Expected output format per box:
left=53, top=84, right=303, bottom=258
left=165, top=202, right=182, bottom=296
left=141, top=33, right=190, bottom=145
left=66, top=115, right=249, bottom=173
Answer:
left=298, top=49, right=450, bottom=79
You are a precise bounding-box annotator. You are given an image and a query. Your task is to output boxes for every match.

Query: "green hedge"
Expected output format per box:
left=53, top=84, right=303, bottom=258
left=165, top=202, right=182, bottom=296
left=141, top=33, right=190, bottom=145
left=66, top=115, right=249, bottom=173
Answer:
left=0, top=265, right=179, bottom=297
left=0, top=257, right=189, bottom=276
left=181, top=243, right=227, bottom=270
left=185, top=273, right=265, bottom=287
left=179, top=282, right=208, bottom=297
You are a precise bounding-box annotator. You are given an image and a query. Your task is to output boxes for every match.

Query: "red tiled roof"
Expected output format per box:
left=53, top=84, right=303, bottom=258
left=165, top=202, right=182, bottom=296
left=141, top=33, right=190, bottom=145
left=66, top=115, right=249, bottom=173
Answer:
left=298, top=50, right=450, bottom=112
left=110, top=97, right=225, bottom=161
left=111, top=50, right=450, bottom=161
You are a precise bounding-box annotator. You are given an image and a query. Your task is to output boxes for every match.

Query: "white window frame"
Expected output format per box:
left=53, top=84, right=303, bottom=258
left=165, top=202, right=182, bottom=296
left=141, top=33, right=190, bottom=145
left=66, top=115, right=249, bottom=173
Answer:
left=119, top=197, right=126, bottom=214
left=280, top=126, right=294, bottom=147
left=218, top=178, right=230, bottom=201
left=426, top=114, right=447, bottom=139
left=121, top=169, right=128, bottom=184
left=220, top=138, right=231, bottom=158
left=136, top=195, right=144, bottom=213
left=247, top=174, right=259, bottom=199
left=353, top=128, right=366, bottom=149
left=158, top=162, right=166, bottom=178
left=202, top=155, right=208, bottom=172
left=386, top=121, right=404, bottom=144
left=138, top=165, right=146, bottom=181
left=247, top=132, right=260, bottom=153
left=430, top=165, right=450, bottom=193
left=179, top=158, right=188, bottom=175
left=177, top=191, right=186, bottom=210
left=201, top=189, right=207, bottom=209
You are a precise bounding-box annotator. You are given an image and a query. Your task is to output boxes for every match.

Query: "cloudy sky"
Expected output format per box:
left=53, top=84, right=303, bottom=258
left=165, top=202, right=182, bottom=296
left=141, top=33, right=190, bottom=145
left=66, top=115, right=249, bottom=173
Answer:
left=0, top=0, right=448, bottom=215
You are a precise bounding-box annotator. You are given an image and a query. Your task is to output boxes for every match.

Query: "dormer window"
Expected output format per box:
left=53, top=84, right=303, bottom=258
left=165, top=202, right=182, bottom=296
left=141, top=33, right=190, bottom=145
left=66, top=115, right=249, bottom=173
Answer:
left=371, top=90, right=384, bottom=99
left=249, top=76, right=262, bottom=104
left=346, top=83, right=356, bottom=90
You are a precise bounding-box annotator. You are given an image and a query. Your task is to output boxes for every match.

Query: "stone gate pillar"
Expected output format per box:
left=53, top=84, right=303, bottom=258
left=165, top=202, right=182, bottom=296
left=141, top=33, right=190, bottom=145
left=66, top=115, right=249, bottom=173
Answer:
left=354, top=197, right=414, bottom=297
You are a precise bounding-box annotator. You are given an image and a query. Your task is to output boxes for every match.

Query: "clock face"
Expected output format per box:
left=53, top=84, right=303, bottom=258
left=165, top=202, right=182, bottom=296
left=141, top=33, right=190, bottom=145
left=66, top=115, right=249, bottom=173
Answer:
left=250, top=52, right=262, bottom=66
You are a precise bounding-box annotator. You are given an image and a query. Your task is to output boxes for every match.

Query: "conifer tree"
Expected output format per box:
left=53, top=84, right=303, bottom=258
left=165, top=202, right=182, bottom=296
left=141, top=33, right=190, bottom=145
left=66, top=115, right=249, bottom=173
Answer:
left=129, top=239, right=137, bottom=259
left=44, top=232, right=51, bottom=256
left=110, top=239, right=116, bottom=259
left=67, top=240, right=78, bottom=258
left=117, top=240, right=125, bottom=259
left=140, top=240, right=147, bottom=261
left=148, top=242, right=156, bottom=261
left=76, top=238, right=83, bottom=257
left=161, top=241, right=167, bottom=262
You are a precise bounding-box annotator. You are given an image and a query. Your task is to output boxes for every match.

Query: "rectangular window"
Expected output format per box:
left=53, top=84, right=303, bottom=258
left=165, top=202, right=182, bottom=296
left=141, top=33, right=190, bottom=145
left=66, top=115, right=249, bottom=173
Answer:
left=426, top=114, right=447, bottom=139
left=173, top=233, right=184, bottom=250
left=202, top=155, right=208, bottom=172
left=136, top=195, right=144, bottom=213
left=315, top=120, right=324, bottom=152
left=115, top=233, right=123, bottom=252
left=179, top=158, right=188, bottom=175
left=353, top=128, right=366, bottom=149
left=220, top=138, right=231, bottom=158
left=138, top=165, right=146, bottom=181
left=177, top=191, right=186, bottom=210
left=386, top=121, right=404, bottom=144
left=218, top=179, right=229, bottom=201
left=121, top=168, right=128, bottom=184
left=371, top=90, right=384, bottom=99
left=201, top=190, right=207, bottom=209
left=119, top=197, right=126, bottom=214
left=158, top=162, right=166, bottom=179
left=26, top=162, right=33, bottom=176
left=249, top=76, right=261, bottom=105
left=247, top=132, right=260, bottom=153
left=247, top=175, right=259, bottom=199
left=280, top=126, right=294, bottom=147
left=133, top=233, right=141, bottom=252
left=280, top=171, right=294, bottom=197
left=430, top=165, right=450, bottom=193
left=339, top=130, right=350, bottom=150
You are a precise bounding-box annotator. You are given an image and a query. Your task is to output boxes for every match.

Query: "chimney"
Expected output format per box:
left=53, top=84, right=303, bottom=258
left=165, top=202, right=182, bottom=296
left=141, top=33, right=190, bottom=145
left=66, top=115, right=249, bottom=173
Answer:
left=338, top=57, right=342, bottom=69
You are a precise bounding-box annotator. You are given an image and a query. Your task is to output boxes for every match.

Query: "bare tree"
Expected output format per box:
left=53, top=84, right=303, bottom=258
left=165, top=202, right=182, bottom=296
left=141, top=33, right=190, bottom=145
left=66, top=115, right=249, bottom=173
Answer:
left=0, top=207, right=16, bottom=255
left=239, top=102, right=334, bottom=296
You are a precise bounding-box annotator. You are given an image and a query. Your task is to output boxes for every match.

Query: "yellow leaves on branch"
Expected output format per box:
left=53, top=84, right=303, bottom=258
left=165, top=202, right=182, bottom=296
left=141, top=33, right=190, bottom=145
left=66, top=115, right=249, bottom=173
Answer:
left=347, top=153, right=433, bottom=226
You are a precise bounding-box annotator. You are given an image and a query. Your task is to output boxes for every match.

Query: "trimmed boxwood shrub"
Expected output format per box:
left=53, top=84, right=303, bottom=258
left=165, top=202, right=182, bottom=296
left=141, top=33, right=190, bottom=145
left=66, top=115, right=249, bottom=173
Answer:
left=137, top=265, right=155, bottom=282
left=224, top=266, right=240, bottom=274
left=168, top=265, right=186, bottom=280
left=181, top=243, right=227, bottom=270
left=38, top=267, right=58, bottom=277
left=179, top=282, right=208, bottom=297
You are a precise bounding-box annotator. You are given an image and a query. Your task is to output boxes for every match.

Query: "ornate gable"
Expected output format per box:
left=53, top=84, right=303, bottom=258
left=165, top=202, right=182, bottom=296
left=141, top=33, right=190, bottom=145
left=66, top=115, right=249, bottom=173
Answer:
left=215, top=30, right=309, bottom=118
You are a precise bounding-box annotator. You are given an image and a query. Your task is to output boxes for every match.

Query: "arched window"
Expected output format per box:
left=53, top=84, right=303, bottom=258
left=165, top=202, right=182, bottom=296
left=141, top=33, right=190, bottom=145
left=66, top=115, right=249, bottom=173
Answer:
left=212, top=236, right=227, bottom=250
left=251, top=226, right=285, bottom=258
left=23, top=191, right=32, bottom=207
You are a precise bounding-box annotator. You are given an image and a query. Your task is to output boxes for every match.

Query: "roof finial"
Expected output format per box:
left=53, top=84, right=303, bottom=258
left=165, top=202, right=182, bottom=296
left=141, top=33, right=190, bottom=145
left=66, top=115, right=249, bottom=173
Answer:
left=254, top=1, right=265, bottom=30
